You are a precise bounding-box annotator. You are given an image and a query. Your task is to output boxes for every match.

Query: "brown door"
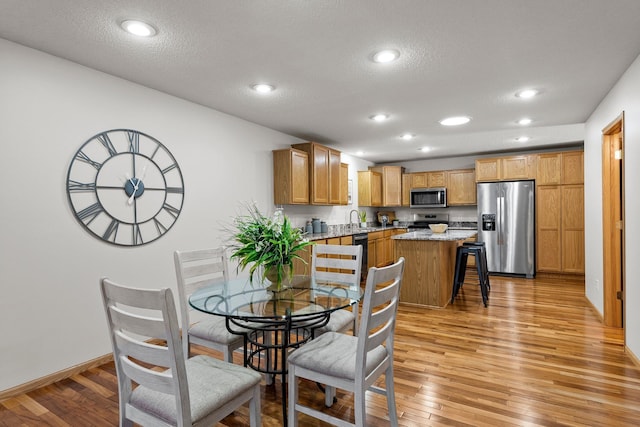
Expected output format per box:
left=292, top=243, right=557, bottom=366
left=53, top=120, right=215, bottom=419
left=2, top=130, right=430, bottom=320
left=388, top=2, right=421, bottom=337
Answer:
left=602, top=114, right=624, bottom=328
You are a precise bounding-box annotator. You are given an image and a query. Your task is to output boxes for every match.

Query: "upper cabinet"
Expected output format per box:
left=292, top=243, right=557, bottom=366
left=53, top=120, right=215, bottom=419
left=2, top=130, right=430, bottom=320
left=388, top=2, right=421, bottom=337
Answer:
left=475, top=159, right=501, bottom=182
left=369, top=166, right=404, bottom=207
left=273, top=148, right=309, bottom=205
left=411, top=171, right=447, bottom=188
left=329, top=149, right=342, bottom=204
left=340, top=163, right=349, bottom=205
left=476, top=155, right=536, bottom=182
left=446, top=169, right=476, bottom=205
left=537, top=151, right=583, bottom=185
left=289, top=141, right=342, bottom=205
left=402, top=173, right=411, bottom=207
left=358, top=170, right=383, bottom=206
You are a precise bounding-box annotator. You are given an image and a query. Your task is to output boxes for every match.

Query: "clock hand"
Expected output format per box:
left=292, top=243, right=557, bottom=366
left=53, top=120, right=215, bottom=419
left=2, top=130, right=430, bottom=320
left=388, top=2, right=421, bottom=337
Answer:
left=127, top=179, right=140, bottom=205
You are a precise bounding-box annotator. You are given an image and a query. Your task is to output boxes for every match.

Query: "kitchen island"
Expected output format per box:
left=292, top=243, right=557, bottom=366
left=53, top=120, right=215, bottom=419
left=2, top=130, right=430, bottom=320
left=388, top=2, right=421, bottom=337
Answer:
left=393, top=230, right=477, bottom=308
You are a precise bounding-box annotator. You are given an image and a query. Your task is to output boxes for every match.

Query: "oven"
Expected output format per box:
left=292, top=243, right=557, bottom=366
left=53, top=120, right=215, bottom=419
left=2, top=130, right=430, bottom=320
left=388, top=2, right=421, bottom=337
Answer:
left=407, top=213, right=450, bottom=231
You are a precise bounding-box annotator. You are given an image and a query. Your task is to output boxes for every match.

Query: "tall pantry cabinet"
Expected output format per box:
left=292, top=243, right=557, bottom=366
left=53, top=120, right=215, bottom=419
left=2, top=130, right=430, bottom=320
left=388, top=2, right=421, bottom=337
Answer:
left=536, top=151, right=584, bottom=274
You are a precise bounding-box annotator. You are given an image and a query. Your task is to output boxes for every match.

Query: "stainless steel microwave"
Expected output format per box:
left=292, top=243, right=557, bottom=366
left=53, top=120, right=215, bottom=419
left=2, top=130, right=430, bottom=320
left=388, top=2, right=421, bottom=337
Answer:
left=410, top=187, right=447, bottom=208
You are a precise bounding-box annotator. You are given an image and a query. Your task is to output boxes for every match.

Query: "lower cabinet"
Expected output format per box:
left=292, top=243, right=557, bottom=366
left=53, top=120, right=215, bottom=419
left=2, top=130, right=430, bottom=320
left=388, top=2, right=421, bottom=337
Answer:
left=294, top=235, right=353, bottom=275
left=369, top=229, right=406, bottom=268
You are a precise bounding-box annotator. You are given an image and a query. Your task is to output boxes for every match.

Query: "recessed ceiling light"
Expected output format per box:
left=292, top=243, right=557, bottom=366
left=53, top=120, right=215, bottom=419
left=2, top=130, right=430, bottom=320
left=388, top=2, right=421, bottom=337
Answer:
left=121, top=20, right=157, bottom=37
left=370, top=114, right=389, bottom=122
left=516, top=136, right=530, bottom=142
left=356, top=151, right=365, bottom=156
left=372, top=49, right=400, bottom=63
left=401, top=133, right=414, bottom=141
left=418, top=147, right=431, bottom=152
left=518, top=118, right=532, bottom=125
left=515, top=89, right=538, bottom=99
left=251, top=84, right=275, bottom=93
left=439, top=116, right=471, bottom=126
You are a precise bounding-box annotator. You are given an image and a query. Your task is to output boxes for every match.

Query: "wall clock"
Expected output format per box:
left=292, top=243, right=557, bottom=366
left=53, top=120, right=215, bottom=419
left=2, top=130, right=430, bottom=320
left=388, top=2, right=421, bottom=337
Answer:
left=66, top=129, right=184, bottom=246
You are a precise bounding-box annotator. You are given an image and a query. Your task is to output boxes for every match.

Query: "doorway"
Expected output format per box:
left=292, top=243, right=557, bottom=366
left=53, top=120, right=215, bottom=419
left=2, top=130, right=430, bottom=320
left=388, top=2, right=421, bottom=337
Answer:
left=602, top=113, right=625, bottom=328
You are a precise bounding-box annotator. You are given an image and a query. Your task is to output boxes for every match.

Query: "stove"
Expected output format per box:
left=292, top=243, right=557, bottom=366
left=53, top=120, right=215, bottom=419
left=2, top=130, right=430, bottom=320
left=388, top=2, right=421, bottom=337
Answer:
left=407, top=213, right=449, bottom=231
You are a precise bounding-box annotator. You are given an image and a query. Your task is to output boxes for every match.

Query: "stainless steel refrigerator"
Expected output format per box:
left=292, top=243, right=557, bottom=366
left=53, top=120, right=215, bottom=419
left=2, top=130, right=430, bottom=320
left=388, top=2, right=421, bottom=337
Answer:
left=477, top=180, right=535, bottom=277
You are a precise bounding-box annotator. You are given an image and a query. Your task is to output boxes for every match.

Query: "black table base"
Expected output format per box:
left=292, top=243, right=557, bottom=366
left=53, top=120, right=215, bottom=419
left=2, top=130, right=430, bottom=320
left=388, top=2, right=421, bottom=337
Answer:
left=228, top=312, right=330, bottom=424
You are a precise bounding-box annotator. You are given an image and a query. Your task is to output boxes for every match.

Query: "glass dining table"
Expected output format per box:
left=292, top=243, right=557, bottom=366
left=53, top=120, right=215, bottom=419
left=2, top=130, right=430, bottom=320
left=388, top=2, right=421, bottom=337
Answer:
left=189, top=274, right=363, bottom=422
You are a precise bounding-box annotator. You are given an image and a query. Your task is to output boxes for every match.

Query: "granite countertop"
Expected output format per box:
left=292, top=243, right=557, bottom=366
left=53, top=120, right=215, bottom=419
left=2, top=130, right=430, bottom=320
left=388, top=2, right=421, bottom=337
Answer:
left=305, top=225, right=408, bottom=241
left=392, top=230, right=478, bottom=241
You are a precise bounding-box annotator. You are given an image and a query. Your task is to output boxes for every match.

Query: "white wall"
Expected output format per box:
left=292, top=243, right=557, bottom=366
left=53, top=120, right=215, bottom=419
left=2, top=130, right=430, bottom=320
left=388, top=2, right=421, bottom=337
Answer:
left=0, top=39, right=327, bottom=391
left=584, top=53, right=640, bottom=357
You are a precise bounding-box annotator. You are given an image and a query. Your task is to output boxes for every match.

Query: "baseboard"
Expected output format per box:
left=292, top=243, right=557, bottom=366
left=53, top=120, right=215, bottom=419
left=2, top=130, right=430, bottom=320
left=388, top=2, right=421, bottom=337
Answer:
left=625, top=345, right=640, bottom=368
left=535, top=272, right=585, bottom=282
left=584, top=296, right=604, bottom=323
left=0, top=353, right=113, bottom=401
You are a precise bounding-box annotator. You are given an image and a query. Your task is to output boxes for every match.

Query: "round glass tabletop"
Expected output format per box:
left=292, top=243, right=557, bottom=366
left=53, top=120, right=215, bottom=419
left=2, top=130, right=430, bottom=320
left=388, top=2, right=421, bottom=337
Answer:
left=189, top=275, right=362, bottom=320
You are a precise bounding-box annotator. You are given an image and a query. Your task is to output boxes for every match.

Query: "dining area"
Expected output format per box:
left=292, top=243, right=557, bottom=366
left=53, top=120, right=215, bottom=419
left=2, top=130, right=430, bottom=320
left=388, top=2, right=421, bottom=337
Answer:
left=99, top=204, right=406, bottom=426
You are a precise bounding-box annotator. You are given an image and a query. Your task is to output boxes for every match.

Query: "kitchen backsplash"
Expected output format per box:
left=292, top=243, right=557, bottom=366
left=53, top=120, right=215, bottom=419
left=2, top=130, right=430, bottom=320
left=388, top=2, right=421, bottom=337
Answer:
left=277, top=204, right=478, bottom=230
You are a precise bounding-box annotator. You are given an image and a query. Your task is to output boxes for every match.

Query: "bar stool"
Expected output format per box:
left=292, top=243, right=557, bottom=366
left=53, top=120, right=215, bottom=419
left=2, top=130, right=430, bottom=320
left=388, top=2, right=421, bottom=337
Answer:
left=451, top=242, right=489, bottom=307
left=463, top=241, right=490, bottom=290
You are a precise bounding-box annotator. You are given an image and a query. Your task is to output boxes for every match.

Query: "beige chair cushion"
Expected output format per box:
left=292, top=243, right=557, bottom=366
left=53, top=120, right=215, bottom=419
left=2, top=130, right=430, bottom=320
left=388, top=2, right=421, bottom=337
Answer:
left=288, top=331, right=387, bottom=380
left=130, top=355, right=261, bottom=424
left=315, top=309, right=355, bottom=334
left=188, top=318, right=246, bottom=345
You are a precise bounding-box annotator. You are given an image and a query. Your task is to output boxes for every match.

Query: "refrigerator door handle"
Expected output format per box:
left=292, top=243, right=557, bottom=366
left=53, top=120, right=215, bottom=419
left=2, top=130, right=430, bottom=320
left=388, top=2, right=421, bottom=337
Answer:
left=498, top=196, right=504, bottom=245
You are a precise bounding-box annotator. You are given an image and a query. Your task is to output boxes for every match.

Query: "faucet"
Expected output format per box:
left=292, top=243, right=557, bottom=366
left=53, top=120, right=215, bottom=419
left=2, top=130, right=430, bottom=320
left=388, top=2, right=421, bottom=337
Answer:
left=349, top=209, right=360, bottom=231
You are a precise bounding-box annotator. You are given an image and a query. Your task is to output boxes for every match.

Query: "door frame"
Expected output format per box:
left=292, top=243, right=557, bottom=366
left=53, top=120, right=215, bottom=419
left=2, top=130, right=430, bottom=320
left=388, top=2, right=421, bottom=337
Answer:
left=601, top=112, right=625, bottom=329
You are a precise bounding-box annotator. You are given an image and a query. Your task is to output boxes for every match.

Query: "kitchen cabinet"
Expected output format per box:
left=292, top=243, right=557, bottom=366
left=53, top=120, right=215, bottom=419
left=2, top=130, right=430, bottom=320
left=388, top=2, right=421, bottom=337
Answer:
left=502, top=155, right=535, bottom=180
left=402, top=173, right=411, bottom=207
left=410, top=171, right=446, bottom=189
left=340, top=163, right=349, bottom=205
left=536, top=186, right=562, bottom=272
left=358, top=170, right=383, bottom=206
left=292, top=243, right=313, bottom=276
left=291, top=141, right=342, bottom=205
left=535, top=150, right=584, bottom=274
left=562, top=151, right=584, bottom=184
left=446, top=169, right=476, bottom=205
left=272, top=148, right=309, bottom=205
left=370, top=165, right=404, bottom=207
left=537, top=151, right=583, bottom=185
left=368, top=229, right=404, bottom=268
left=368, top=230, right=391, bottom=268
left=561, top=185, right=585, bottom=273
left=475, top=155, right=536, bottom=182
left=475, top=158, right=500, bottom=182
left=294, top=235, right=353, bottom=275
left=329, top=149, right=342, bottom=204
left=536, top=184, right=584, bottom=274
left=536, top=153, right=562, bottom=185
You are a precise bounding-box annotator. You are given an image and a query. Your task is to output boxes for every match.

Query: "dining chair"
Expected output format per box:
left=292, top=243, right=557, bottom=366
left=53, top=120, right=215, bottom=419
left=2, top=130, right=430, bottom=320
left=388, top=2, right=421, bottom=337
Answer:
left=174, top=247, right=246, bottom=362
left=100, top=277, right=262, bottom=427
left=310, top=243, right=363, bottom=337
left=287, top=257, right=405, bottom=426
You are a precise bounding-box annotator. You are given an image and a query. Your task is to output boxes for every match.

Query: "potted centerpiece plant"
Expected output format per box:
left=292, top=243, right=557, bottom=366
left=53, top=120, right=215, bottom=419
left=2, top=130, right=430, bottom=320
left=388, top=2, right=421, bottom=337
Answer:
left=228, top=203, right=312, bottom=290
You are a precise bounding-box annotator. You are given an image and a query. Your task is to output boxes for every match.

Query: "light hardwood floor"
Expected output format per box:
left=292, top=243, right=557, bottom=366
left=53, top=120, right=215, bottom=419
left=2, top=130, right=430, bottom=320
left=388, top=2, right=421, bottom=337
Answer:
left=2, top=275, right=640, bottom=426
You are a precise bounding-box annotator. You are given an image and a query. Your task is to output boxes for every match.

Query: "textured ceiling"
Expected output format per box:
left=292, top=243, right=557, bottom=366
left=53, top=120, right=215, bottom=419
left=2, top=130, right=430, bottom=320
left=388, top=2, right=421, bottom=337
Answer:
left=2, top=0, right=640, bottom=162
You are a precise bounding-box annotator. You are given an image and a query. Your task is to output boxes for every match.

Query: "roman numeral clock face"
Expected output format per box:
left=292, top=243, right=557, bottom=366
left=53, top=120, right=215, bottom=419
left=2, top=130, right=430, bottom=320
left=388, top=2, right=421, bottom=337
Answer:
left=66, top=129, right=184, bottom=246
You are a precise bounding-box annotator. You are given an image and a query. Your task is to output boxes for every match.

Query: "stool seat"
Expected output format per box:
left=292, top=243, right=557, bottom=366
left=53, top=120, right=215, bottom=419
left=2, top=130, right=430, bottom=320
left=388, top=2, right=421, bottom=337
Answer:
left=451, top=243, right=490, bottom=307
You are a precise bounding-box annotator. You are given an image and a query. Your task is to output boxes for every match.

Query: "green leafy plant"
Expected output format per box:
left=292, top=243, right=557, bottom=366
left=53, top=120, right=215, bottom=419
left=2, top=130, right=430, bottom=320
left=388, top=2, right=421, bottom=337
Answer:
left=228, top=203, right=312, bottom=284
left=358, top=210, right=367, bottom=223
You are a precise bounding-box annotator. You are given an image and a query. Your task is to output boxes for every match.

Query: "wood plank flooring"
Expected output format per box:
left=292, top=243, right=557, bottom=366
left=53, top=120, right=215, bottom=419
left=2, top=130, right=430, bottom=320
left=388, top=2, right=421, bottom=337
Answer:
left=2, top=275, right=640, bottom=426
